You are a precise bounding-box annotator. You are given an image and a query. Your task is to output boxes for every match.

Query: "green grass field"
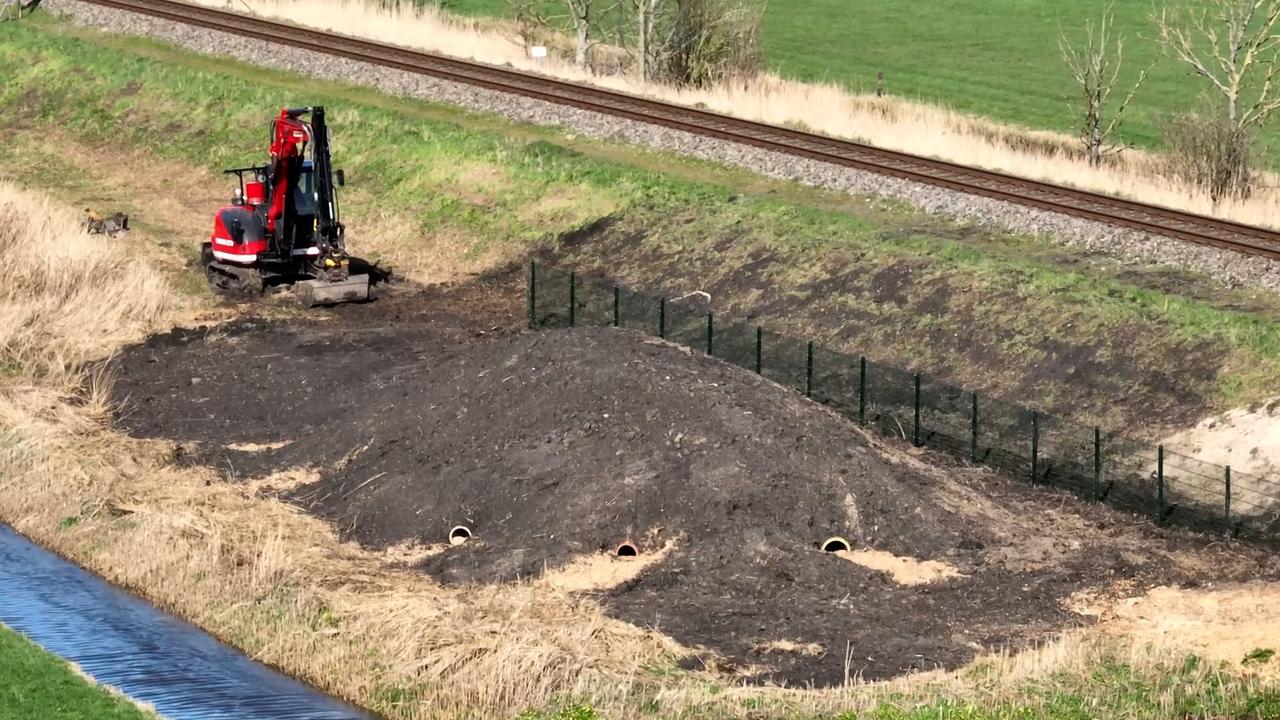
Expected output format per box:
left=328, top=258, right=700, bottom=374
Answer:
left=0, top=626, right=154, bottom=720
left=434, top=0, right=1280, bottom=165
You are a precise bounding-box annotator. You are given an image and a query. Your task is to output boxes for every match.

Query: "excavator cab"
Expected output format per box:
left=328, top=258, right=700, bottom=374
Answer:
left=202, top=106, right=369, bottom=306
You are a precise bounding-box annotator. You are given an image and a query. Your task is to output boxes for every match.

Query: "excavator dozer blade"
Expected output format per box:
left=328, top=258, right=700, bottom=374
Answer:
left=297, top=274, right=370, bottom=308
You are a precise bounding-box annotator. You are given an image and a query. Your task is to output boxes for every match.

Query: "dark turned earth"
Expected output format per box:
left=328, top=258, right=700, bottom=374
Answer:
left=107, top=267, right=1279, bottom=686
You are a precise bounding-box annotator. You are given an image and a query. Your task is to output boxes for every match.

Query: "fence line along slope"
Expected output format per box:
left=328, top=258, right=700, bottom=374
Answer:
left=530, top=264, right=1280, bottom=543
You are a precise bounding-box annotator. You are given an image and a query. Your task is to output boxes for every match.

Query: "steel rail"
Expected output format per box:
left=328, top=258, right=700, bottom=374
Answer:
left=81, top=0, right=1280, bottom=261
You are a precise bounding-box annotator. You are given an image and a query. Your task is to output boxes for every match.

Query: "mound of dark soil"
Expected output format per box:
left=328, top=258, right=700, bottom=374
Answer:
left=109, top=276, right=1276, bottom=685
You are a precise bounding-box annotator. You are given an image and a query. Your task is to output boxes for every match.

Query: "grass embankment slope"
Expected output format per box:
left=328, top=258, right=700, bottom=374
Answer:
left=6, top=12, right=1279, bottom=432
left=435, top=0, right=1276, bottom=165
left=0, top=16, right=1278, bottom=719
left=0, top=626, right=157, bottom=720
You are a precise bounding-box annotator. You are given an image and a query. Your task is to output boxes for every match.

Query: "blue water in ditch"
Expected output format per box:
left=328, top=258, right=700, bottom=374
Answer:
left=0, top=524, right=372, bottom=720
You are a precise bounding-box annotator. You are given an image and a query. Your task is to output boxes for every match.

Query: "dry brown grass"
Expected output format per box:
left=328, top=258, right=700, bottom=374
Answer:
left=0, top=181, right=173, bottom=389
left=186, top=0, right=1280, bottom=229
left=1, top=180, right=1277, bottom=718
left=0, top=384, right=683, bottom=716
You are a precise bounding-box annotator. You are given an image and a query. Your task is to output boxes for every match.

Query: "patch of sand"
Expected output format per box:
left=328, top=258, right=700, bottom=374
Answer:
left=538, top=541, right=675, bottom=593
left=226, top=440, right=293, bottom=452
left=752, top=639, right=825, bottom=657
left=1164, top=400, right=1280, bottom=478
left=243, top=467, right=319, bottom=494
left=1079, top=583, right=1280, bottom=674
left=836, top=548, right=965, bottom=586
left=382, top=539, right=448, bottom=565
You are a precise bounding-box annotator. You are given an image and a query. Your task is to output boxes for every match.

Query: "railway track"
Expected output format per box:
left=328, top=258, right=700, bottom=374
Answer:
left=81, top=0, right=1280, bottom=261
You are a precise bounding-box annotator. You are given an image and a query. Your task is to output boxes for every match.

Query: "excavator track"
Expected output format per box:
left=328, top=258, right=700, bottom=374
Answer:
left=201, top=246, right=265, bottom=296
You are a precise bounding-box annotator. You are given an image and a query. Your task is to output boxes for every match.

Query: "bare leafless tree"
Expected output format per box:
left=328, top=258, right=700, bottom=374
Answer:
left=659, top=0, right=763, bottom=87
left=1059, top=5, right=1149, bottom=166
left=503, top=0, right=613, bottom=69
left=629, top=0, right=663, bottom=81
left=1160, top=109, right=1257, bottom=201
left=503, top=0, right=552, bottom=52
left=1156, top=0, right=1280, bottom=129
left=1155, top=0, right=1280, bottom=200
left=564, top=0, right=596, bottom=66
left=623, top=0, right=761, bottom=85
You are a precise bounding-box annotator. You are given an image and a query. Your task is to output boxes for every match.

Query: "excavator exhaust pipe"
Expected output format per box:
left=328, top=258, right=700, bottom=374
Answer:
left=297, top=274, right=370, bottom=307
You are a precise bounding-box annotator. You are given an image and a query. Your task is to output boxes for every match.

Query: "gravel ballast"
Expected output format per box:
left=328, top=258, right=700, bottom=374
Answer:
left=42, top=0, right=1280, bottom=292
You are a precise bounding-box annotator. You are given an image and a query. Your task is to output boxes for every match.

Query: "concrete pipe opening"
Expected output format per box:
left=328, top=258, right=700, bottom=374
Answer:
left=449, top=525, right=473, bottom=546
left=615, top=541, right=639, bottom=558
left=821, top=536, right=850, bottom=553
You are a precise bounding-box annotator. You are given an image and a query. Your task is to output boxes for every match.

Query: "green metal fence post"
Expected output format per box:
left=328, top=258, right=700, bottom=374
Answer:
left=527, top=260, right=536, bottom=329
left=706, top=312, right=714, bottom=355
left=1092, top=426, right=1102, bottom=501
left=1224, top=465, right=1233, bottom=538
left=912, top=373, right=922, bottom=447
left=658, top=298, right=666, bottom=339
left=1030, top=411, right=1039, bottom=485
left=805, top=341, right=814, bottom=398
left=612, top=286, right=620, bottom=327
left=568, top=271, right=576, bottom=328
left=970, top=392, right=979, bottom=463
left=754, top=326, right=763, bottom=374
left=858, top=356, right=867, bottom=425
left=1156, top=445, right=1166, bottom=524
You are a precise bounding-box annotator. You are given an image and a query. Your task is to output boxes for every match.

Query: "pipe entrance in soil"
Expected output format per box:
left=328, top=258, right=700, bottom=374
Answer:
left=449, top=525, right=473, bottom=545
left=615, top=542, right=639, bottom=558
left=821, top=537, right=851, bottom=553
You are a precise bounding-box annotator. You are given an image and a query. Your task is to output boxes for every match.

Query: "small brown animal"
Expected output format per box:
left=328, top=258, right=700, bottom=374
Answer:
left=84, top=208, right=130, bottom=237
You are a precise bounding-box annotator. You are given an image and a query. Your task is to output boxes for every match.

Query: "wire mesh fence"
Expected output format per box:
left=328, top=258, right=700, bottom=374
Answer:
left=528, top=262, right=1280, bottom=543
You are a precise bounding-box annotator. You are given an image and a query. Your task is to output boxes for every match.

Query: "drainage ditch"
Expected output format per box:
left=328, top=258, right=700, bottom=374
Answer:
left=0, top=525, right=372, bottom=720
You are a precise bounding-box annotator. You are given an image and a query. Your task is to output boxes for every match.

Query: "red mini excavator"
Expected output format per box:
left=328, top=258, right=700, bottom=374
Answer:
left=201, top=106, right=369, bottom=306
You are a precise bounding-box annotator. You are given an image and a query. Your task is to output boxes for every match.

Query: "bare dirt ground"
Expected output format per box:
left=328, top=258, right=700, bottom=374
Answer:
left=107, top=267, right=1280, bottom=686
left=554, top=219, right=1238, bottom=434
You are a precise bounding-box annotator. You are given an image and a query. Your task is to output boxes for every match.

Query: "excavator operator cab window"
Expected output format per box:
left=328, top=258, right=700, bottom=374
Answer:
left=293, top=163, right=317, bottom=217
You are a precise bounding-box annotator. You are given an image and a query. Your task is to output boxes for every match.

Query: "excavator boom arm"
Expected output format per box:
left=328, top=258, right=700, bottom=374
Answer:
left=265, top=109, right=311, bottom=236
